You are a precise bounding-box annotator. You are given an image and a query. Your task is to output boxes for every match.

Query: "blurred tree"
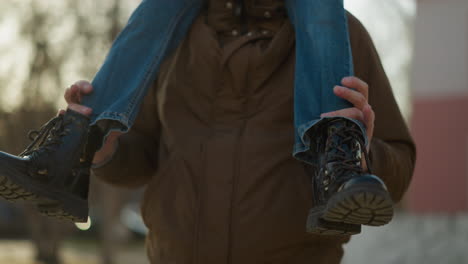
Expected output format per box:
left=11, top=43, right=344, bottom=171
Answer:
left=0, top=0, right=129, bottom=111
left=0, top=1, right=132, bottom=264
left=0, top=0, right=129, bottom=153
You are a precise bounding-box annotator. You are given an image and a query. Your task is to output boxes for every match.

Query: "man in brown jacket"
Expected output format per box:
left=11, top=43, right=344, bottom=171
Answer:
left=65, top=1, right=415, bottom=263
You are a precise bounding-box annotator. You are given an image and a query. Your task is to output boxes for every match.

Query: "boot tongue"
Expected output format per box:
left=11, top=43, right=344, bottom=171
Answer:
left=324, top=121, right=364, bottom=179
left=43, top=116, right=67, bottom=150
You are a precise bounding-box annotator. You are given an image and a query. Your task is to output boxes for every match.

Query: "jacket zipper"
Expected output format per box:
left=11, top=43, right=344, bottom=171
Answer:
left=226, top=119, right=247, bottom=264
left=193, top=142, right=206, bottom=264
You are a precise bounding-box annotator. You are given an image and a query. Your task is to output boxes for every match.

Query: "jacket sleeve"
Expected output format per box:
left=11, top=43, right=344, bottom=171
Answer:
left=348, top=14, right=417, bottom=203
left=92, top=82, right=160, bottom=189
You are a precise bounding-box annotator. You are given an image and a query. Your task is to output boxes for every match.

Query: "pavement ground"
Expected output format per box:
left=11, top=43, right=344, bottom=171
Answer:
left=0, top=239, right=149, bottom=264
left=0, top=213, right=467, bottom=264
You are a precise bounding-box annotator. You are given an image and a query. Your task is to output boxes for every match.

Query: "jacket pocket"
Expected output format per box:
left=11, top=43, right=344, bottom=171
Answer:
left=140, top=153, right=198, bottom=232
left=140, top=154, right=174, bottom=228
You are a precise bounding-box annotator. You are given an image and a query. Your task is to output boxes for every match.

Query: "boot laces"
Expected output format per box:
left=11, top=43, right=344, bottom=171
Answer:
left=324, top=123, right=372, bottom=187
left=20, top=115, right=71, bottom=158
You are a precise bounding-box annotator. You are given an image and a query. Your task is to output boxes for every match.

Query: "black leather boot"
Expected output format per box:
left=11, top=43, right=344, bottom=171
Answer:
left=306, top=117, right=394, bottom=235
left=0, top=109, right=101, bottom=222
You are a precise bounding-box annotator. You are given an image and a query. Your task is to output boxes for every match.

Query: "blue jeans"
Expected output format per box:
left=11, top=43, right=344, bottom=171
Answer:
left=285, top=0, right=366, bottom=163
left=84, top=0, right=364, bottom=164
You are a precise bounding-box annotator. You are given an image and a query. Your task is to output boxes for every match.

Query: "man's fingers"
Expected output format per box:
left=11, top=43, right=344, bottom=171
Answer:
left=68, top=103, right=93, bottom=116
left=363, top=104, right=375, bottom=135
left=57, top=109, right=66, bottom=116
left=320, top=107, right=364, bottom=122
left=363, top=104, right=375, bottom=125
left=341, top=76, right=369, bottom=100
left=74, top=80, right=93, bottom=94
left=64, top=87, right=71, bottom=103
left=362, top=104, right=375, bottom=152
left=64, top=86, right=75, bottom=104
left=64, top=81, right=93, bottom=104
left=64, top=84, right=80, bottom=104
left=334, top=85, right=368, bottom=110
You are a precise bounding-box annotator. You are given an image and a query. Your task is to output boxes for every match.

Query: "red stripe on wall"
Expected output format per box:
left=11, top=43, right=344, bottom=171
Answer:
left=407, top=95, right=468, bottom=213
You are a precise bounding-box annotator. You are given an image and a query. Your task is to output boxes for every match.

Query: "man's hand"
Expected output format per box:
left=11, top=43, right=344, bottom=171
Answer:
left=320, top=76, right=375, bottom=152
left=61, top=80, right=122, bottom=165
left=63, top=80, right=94, bottom=116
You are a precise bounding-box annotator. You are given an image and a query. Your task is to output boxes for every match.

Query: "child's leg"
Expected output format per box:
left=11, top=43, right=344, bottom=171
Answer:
left=0, top=0, right=205, bottom=222
left=85, top=0, right=204, bottom=135
left=285, top=0, right=358, bottom=163
left=285, top=0, right=393, bottom=235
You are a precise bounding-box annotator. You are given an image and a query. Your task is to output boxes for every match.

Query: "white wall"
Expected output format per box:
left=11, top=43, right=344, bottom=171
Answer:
left=412, top=0, right=468, bottom=98
left=345, top=0, right=416, bottom=117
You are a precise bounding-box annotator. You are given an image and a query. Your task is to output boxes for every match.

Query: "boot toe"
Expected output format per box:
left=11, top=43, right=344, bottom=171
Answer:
left=339, top=174, right=388, bottom=192
left=0, top=151, right=39, bottom=201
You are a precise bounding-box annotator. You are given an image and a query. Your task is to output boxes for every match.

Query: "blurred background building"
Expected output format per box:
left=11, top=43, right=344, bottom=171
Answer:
left=343, top=0, right=468, bottom=263
left=0, top=0, right=466, bottom=263
left=408, top=0, right=468, bottom=213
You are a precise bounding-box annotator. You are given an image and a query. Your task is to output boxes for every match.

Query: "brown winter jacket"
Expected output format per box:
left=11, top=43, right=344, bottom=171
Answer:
left=93, top=1, right=416, bottom=263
